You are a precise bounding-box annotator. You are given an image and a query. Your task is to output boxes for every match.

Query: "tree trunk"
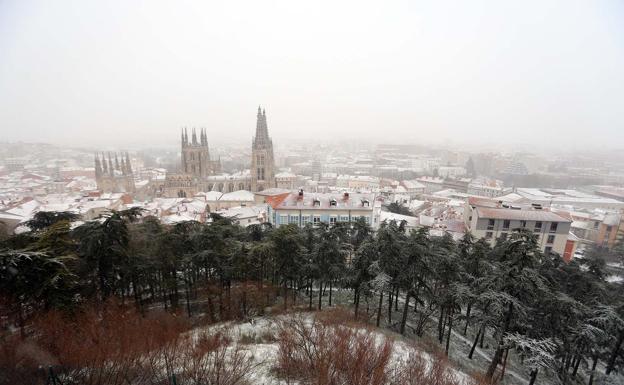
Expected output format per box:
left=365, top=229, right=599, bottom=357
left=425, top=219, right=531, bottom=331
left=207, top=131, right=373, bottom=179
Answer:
left=318, top=280, right=323, bottom=310
left=376, top=291, right=384, bottom=327
left=400, top=292, right=411, bottom=335
left=438, top=307, right=446, bottom=343
left=588, top=354, right=598, bottom=385
left=354, top=291, right=360, bottom=319
left=468, top=326, right=482, bottom=359
left=606, top=329, right=624, bottom=375
left=572, top=354, right=581, bottom=377
left=283, top=280, right=288, bottom=309
left=445, top=307, right=453, bottom=355
left=528, top=369, right=538, bottom=385
left=328, top=280, right=333, bottom=307
left=184, top=278, right=192, bottom=317
left=308, top=279, right=313, bottom=310
left=486, top=303, right=513, bottom=379
left=463, top=303, right=472, bottom=336
left=394, top=286, right=399, bottom=311
left=499, top=347, right=510, bottom=380
left=387, top=288, right=393, bottom=324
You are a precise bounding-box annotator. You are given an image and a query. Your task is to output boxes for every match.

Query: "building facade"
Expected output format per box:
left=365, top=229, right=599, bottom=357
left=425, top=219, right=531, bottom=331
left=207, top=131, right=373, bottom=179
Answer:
left=464, top=197, right=572, bottom=256
left=270, top=191, right=382, bottom=229
left=95, top=152, right=135, bottom=193
left=181, top=127, right=221, bottom=178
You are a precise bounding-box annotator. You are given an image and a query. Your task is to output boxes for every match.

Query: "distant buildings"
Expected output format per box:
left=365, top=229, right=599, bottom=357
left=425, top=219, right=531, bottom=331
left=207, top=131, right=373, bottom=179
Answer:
left=515, top=188, right=624, bottom=211
left=467, top=179, right=511, bottom=198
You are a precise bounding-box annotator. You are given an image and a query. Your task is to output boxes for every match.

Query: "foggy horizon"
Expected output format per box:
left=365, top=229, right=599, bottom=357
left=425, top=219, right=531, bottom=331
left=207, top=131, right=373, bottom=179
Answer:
left=1, top=0, right=623, bottom=151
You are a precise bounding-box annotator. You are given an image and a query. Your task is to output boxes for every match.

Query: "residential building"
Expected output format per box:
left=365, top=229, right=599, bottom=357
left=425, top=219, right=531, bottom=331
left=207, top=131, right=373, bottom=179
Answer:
left=269, top=191, right=381, bottom=229
left=465, top=197, right=572, bottom=256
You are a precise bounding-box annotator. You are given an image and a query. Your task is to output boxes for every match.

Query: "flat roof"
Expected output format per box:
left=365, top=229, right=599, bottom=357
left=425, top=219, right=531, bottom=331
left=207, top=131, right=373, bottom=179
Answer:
left=476, top=207, right=571, bottom=223
left=276, top=192, right=377, bottom=211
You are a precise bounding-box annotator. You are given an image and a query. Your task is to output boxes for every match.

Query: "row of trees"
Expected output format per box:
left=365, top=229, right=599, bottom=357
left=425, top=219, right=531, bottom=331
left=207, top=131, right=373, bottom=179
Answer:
left=1, top=209, right=623, bottom=384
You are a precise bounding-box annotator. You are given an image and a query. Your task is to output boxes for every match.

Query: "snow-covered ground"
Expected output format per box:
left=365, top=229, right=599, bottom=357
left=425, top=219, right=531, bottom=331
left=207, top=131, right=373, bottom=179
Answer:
left=192, top=312, right=474, bottom=385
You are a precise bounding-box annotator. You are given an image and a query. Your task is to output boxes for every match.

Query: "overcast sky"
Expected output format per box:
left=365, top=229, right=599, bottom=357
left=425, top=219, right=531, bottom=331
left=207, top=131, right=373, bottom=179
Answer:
left=0, top=0, right=623, bottom=150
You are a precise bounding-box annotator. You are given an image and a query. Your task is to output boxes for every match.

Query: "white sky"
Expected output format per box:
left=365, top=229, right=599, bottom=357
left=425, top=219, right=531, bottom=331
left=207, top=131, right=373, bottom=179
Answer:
left=0, top=0, right=623, bottom=150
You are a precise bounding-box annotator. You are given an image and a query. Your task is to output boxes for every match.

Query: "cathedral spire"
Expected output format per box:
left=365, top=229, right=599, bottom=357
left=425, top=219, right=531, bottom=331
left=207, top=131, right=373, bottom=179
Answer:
left=95, top=153, right=102, bottom=178
left=181, top=128, right=186, bottom=147
left=102, top=153, right=108, bottom=174
left=192, top=127, right=198, bottom=144
left=125, top=152, right=132, bottom=175
left=255, top=106, right=270, bottom=146
left=201, top=128, right=207, bottom=146
left=115, top=153, right=120, bottom=171
left=107, top=153, right=114, bottom=176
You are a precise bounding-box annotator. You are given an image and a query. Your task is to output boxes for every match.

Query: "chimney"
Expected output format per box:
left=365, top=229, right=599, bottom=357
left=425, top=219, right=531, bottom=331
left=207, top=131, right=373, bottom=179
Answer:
left=343, top=192, right=349, bottom=199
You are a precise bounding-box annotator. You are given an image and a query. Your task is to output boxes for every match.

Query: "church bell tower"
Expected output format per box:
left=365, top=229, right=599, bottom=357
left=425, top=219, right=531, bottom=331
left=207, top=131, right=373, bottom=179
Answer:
left=251, top=107, right=276, bottom=192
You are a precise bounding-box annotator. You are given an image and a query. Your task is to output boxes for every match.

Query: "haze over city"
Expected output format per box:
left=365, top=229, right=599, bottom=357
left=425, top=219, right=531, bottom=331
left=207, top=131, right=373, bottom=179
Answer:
left=3, top=2, right=624, bottom=385
left=1, top=0, right=623, bottom=149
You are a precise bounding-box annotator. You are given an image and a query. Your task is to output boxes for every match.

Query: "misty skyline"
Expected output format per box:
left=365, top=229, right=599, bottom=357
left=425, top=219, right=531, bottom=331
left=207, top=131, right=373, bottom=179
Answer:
left=1, top=0, right=623, bottom=150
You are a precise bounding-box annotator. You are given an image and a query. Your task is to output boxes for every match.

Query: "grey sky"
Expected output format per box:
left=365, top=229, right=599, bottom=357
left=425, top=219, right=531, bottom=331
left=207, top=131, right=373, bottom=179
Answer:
left=1, top=0, right=623, bottom=150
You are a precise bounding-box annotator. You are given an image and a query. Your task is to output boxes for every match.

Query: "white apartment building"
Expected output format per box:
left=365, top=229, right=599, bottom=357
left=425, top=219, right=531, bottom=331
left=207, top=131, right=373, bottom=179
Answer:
left=270, top=191, right=381, bottom=229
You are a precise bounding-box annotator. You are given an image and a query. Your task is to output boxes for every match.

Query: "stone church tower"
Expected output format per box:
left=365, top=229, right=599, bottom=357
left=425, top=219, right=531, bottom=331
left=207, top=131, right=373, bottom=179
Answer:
left=251, top=107, right=276, bottom=191
left=95, top=152, right=135, bottom=193
left=181, top=127, right=220, bottom=178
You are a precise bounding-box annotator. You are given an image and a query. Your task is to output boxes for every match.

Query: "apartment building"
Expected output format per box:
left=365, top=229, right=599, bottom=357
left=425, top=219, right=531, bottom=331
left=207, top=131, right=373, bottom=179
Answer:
left=269, top=191, right=381, bottom=229
left=465, top=197, right=572, bottom=256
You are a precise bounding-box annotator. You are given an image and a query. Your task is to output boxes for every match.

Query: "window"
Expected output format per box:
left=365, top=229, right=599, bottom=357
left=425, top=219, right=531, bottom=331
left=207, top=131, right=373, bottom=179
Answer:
left=329, top=216, right=337, bottom=224
left=279, top=215, right=288, bottom=225
left=534, top=221, right=542, bottom=233
left=545, top=246, right=552, bottom=254
left=520, top=220, right=527, bottom=228
left=329, top=199, right=337, bottom=207
left=364, top=216, right=370, bottom=224
left=313, top=216, right=321, bottom=224
left=500, top=232, right=508, bottom=241
left=340, top=215, right=349, bottom=222
left=302, top=216, right=310, bottom=225
left=503, top=220, right=510, bottom=230
left=547, top=235, right=555, bottom=244
left=485, top=232, right=493, bottom=239
left=550, top=222, right=558, bottom=233
left=289, top=215, right=299, bottom=225
left=487, top=219, right=495, bottom=230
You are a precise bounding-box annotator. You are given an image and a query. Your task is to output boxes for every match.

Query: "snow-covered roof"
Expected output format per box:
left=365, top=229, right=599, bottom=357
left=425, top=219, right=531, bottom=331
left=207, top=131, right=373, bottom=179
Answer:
left=220, top=190, right=255, bottom=201
left=380, top=211, right=419, bottom=228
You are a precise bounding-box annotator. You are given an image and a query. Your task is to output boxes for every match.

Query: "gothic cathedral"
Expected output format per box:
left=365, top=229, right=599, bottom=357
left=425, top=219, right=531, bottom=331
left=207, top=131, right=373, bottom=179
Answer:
left=251, top=107, right=276, bottom=192
left=163, top=107, right=276, bottom=197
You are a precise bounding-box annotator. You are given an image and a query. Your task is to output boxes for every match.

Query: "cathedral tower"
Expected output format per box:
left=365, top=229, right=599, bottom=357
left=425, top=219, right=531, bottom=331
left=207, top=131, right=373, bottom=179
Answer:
left=94, top=152, right=135, bottom=193
left=251, top=107, right=276, bottom=191
left=181, top=127, right=220, bottom=178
